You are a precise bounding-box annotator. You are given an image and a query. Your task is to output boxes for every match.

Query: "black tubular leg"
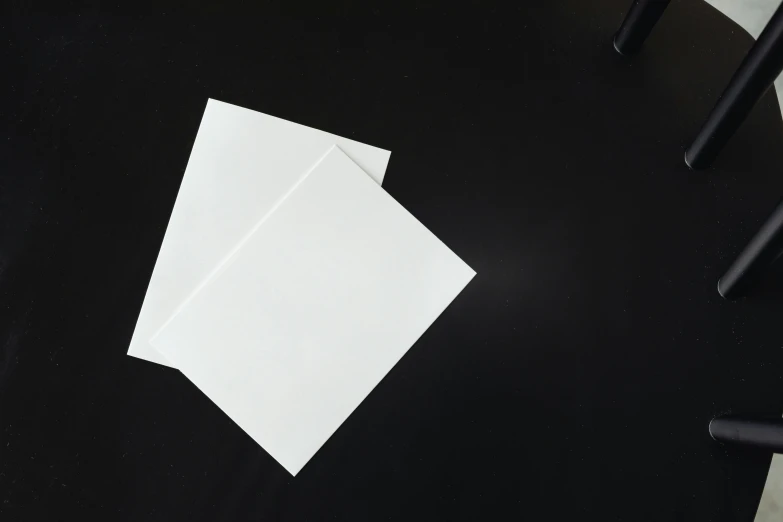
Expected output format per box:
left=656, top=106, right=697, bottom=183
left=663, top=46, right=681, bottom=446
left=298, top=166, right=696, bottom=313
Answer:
left=613, top=0, right=672, bottom=56
left=718, top=198, right=783, bottom=299
left=710, top=416, right=783, bottom=452
left=685, top=2, right=783, bottom=170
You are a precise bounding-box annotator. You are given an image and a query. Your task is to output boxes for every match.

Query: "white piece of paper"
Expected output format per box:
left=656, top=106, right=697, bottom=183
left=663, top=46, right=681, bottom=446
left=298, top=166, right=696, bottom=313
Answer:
left=128, top=99, right=391, bottom=367
left=151, top=146, right=475, bottom=475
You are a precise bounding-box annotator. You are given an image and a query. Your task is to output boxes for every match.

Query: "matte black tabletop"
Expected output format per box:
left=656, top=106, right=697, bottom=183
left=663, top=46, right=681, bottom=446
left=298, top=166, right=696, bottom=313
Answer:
left=3, top=1, right=783, bottom=520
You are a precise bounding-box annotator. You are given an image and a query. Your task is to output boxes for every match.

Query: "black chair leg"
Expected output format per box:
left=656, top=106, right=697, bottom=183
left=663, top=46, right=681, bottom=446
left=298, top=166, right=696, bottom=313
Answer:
left=685, top=2, right=783, bottom=170
left=718, top=198, right=783, bottom=299
left=613, top=0, right=672, bottom=56
left=710, top=416, right=783, bottom=452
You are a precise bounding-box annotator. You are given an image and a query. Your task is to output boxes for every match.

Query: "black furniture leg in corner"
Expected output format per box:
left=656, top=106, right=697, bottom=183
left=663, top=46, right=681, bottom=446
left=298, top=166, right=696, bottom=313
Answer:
left=685, top=2, right=783, bottom=170
left=613, top=0, right=672, bottom=56
left=718, top=198, right=783, bottom=299
left=710, top=416, right=783, bottom=452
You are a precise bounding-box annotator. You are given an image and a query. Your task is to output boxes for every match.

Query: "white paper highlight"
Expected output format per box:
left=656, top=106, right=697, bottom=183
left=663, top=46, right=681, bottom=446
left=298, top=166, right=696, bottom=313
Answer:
left=128, top=99, right=391, bottom=366
left=150, top=146, right=475, bottom=475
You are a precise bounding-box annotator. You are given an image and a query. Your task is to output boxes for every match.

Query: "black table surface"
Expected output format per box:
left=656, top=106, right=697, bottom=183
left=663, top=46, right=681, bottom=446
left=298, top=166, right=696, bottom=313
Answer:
left=4, top=1, right=783, bottom=520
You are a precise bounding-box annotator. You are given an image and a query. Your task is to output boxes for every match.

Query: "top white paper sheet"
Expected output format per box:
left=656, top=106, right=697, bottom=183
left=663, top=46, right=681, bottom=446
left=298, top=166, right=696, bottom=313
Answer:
left=128, top=99, right=391, bottom=367
left=150, top=146, right=475, bottom=475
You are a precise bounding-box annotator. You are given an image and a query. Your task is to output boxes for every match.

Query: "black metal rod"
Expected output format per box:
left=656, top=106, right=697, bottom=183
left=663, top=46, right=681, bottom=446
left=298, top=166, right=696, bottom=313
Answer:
left=613, top=0, right=672, bottom=56
left=718, top=198, right=783, bottom=299
left=685, top=2, right=783, bottom=170
left=710, top=416, right=783, bottom=452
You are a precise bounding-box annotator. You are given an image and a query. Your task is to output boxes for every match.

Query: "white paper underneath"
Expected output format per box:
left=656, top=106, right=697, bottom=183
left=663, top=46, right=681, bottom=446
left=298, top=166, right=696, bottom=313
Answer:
left=151, top=146, right=475, bottom=475
left=127, top=99, right=391, bottom=367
